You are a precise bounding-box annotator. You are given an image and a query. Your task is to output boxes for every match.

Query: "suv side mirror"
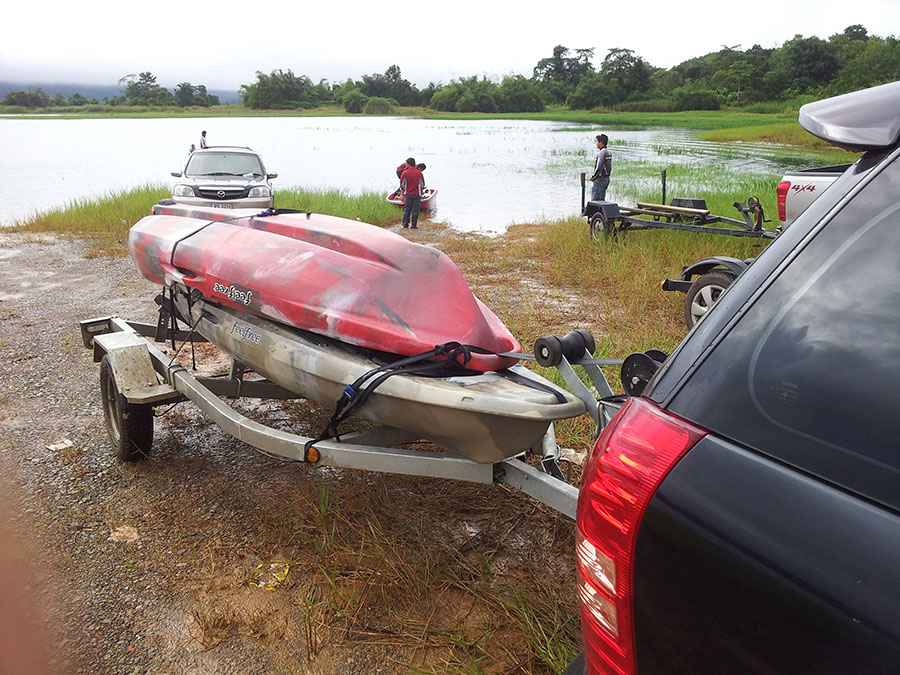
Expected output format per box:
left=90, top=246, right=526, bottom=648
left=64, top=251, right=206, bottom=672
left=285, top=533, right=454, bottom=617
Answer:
left=171, top=172, right=182, bottom=178
left=267, top=172, right=278, bottom=180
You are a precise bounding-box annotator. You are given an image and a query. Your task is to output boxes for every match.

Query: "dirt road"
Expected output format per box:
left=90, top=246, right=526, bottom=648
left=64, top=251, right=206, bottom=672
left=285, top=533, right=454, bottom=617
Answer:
left=0, top=232, right=579, bottom=674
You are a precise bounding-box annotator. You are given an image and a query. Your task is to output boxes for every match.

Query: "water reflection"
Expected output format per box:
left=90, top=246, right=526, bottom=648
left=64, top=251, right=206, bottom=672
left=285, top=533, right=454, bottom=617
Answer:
left=0, top=117, right=828, bottom=231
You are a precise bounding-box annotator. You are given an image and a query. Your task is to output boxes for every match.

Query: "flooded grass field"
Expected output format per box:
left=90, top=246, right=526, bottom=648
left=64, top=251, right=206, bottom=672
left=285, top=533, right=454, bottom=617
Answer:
left=1, top=116, right=854, bottom=232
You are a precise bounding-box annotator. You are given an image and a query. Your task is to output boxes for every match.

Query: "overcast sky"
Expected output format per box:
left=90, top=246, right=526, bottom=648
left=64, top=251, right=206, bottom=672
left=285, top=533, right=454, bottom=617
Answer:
left=3, top=0, right=899, bottom=90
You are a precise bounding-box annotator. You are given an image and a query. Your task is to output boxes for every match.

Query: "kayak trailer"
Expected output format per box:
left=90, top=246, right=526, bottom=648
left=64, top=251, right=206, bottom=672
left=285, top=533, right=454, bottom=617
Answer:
left=79, top=314, right=631, bottom=520
left=580, top=171, right=779, bottom=241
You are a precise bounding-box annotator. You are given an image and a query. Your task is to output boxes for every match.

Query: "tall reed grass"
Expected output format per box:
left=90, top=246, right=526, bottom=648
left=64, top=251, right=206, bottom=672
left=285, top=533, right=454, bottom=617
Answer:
left=612, top=163, right=782, bottom=217
left=17, top=185, right=401, bottom=255
left=276, top=187, right=398, bottom=226
left=699, top=123, right=860, bottom=162
left=17, top=184, right=171, bottom=254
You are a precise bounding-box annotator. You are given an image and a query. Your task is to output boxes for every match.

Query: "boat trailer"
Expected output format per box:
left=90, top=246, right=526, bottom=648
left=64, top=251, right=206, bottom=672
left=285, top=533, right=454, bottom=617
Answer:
left=580, top=171, right=779, bottom=241
left=80, top=315, right=627, bottom=521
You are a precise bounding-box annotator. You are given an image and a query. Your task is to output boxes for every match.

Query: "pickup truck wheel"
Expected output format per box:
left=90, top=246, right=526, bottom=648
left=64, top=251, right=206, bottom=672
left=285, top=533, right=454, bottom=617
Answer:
left=100, top=355, right=154, bottom=461
left=684, top=270, right=735, bottom=328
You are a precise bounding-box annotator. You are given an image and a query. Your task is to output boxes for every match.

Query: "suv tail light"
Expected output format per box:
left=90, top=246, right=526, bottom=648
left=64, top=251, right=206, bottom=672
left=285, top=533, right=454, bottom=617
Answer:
left=576, top=397, right=706, bottom=674
left=776, top=180, right=791, bottom=222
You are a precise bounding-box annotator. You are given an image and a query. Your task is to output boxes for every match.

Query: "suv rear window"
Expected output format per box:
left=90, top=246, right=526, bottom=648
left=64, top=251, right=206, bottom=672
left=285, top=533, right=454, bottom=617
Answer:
left=670, top=154, right=900, bottom=511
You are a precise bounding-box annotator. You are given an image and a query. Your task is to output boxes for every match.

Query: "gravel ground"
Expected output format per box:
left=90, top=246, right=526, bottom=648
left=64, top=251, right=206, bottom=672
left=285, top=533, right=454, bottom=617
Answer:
left=0, top=232, right=579, bottom=674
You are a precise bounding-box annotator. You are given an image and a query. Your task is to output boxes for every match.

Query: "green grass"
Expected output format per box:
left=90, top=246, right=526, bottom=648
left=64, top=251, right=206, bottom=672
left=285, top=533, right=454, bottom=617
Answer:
left=276, top=187, right=399, bottom=226
left=587, top=162, right=783, bottom=227
left=15, top=184, right=171, bottom=254
left=699, top=122, right=862, bottom=161
left=16, top=185, right=401, bottom=255
left=2, top=102, right=793, bottom=130
left=535, top=215, right=767, bottom=356
left=0, top=103, right=354, bottom=119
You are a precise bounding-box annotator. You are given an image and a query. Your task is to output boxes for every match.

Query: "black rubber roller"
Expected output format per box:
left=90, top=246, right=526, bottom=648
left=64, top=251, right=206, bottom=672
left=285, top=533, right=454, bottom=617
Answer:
left=534, top=335, right=563, bottom=367
left=574, top=329, right=596, bottom=356
left=533, top=329, right=596, bottom=367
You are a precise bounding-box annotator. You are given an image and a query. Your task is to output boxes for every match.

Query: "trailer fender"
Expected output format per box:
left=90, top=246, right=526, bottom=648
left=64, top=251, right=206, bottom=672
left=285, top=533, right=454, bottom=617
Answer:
left=583, top=200, right=620, bottom=221
left=91, top=332, right=178, bottom=405
left=679, top=256, right=751, bottom=281
left=662, top=256, right=754, bottom=294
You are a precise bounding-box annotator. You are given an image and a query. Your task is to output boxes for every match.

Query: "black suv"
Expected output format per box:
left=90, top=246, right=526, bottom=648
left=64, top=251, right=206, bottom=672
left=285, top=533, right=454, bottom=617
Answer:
left=569, top=81, right=900, bottom=674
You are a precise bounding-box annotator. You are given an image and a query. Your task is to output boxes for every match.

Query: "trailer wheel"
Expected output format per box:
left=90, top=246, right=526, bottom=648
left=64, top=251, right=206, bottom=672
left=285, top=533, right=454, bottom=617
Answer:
left=100, top=355, right=154, bottom=461
left=589, top=212, right=614, bottom=242
left=684, top=270, right=735, bottom=328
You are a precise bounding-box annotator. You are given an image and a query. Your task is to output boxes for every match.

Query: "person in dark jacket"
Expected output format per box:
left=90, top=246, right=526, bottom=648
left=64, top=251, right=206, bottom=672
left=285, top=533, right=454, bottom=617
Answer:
left=399, top=157, right=425, bottom=229
left=590, top=134, right=612, bottom=201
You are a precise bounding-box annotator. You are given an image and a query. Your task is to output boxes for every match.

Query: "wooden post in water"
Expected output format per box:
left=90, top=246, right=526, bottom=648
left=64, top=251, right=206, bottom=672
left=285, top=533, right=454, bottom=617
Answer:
left=661, top=169, right=667, bottom=206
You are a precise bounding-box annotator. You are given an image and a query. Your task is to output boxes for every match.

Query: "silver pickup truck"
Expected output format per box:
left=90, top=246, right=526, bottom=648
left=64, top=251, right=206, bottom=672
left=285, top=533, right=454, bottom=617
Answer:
left=776, top=164, right=850, bottom=228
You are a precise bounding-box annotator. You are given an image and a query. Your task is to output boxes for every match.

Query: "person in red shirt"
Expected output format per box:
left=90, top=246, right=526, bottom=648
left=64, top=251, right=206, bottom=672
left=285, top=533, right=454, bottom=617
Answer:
left=399, top=157, right=425, bottom=229
left=390, top=159, right=413, bottom=201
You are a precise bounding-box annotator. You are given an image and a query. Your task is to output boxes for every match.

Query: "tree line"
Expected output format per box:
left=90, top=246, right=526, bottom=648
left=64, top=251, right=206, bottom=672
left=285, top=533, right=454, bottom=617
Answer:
left=2, top=72, right=219, bottom=108
left=238, top=25, right=898, bottom=113
left=5, top=25, right=898, bottom=113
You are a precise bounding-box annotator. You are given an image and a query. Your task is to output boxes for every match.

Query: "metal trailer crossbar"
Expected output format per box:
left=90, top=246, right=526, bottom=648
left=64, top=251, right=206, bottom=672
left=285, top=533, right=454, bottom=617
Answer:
left=80, top=316, right=624, bottom=521
left=579, top=171, right=779, bottom=242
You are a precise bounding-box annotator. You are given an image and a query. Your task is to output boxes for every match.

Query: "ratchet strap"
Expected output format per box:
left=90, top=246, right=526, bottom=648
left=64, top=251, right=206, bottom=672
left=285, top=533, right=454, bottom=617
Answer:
left=303, top=341, right=571, bottom=453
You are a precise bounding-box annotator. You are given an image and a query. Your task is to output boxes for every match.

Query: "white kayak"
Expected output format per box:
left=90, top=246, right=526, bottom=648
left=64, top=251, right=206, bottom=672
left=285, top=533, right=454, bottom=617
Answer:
left=170, top=286, right=586, bottom=463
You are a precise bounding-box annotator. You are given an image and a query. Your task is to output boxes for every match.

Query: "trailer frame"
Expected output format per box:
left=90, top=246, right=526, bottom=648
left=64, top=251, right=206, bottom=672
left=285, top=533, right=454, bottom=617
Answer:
left=80, top=315, right=623, bottom=521
left=580, top=171, right=779, bottom=241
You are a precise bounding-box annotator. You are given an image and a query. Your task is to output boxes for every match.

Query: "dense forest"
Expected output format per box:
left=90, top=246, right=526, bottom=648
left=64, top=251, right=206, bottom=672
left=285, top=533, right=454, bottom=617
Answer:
left=4, top=25, right=898, bottom=113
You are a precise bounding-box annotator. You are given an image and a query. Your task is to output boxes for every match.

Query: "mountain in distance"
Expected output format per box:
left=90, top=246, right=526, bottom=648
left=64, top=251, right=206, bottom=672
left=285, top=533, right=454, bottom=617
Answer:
left=0, top=80, right=241, bottom=104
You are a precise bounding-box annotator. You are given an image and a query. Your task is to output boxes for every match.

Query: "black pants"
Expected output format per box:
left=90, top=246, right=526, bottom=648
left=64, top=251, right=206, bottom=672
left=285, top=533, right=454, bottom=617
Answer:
left=402, top=195, right=421, bottom=228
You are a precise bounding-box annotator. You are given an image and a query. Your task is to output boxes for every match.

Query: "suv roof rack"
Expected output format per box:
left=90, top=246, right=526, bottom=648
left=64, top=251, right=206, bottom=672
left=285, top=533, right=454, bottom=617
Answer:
left=198, top=146, right=256, bottom=152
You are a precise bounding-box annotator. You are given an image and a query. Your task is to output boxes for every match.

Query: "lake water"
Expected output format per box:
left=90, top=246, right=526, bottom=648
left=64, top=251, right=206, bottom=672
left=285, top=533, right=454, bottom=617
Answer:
left=0, top=116, right=821, bottom=232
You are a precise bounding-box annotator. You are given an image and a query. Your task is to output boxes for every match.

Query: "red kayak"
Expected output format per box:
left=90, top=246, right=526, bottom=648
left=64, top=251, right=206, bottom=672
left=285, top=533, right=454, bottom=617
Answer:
left=387, top=188, right=437, bottom=210
left=130, top=205, right=517, bottom=371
